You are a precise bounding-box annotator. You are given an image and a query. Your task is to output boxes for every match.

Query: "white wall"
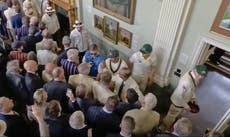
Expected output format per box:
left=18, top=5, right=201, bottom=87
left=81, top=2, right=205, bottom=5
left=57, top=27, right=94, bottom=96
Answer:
left=77, top=0, right=230, bottom=87
left=79, top=0, right=162, bottom=57
left=170, top=0, right=230, bottom=87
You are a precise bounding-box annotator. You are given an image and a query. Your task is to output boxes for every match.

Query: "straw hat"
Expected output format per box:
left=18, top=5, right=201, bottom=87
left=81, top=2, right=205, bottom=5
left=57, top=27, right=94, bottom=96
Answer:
left=73, top=20, right=83, bottom=28
left=45, top=6, right=55, bottom=13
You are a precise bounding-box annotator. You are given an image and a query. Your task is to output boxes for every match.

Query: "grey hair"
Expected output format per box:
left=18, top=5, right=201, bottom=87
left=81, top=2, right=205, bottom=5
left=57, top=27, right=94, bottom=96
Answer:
left=69, top=111, right=85, bottom=129
left=52, top=67, right=63, bottom=78
left=174, top=117, right=192, bottom=136
left=6, top=60, right=20, bottom=73
left=78, top=63, right=90, bottom=74
left=144, top=93, right=157, bottom=110
left=67, top=49, right=79, bottom=60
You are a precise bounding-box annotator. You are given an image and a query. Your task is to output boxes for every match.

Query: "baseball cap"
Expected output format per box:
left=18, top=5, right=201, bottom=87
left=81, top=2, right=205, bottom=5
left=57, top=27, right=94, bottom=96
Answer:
left=108, top=49, right=119, bottom=58
left=195, top=65, right=207, bottom=77
left=140, top=44, right=152, bottom=54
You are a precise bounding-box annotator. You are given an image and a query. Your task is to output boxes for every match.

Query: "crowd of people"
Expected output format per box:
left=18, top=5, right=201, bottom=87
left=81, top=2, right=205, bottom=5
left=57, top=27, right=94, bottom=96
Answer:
left=0, top=0, right=225, bottom=137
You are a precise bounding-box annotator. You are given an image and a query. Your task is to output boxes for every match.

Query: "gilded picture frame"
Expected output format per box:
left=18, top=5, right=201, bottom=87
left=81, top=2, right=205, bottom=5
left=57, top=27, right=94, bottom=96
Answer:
left=118, top=27, right=132, bottom=48
left=93, top=0, right=136, bottom=24
left=94, top=15, right=103, bottom=31
left=210, top=0, right=230, bottom=39
left=103, top=16, right=119, bottom=44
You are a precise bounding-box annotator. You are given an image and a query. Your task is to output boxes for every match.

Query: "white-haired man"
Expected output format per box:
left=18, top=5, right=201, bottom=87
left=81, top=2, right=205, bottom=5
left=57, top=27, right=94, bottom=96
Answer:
left=60, top=48, right=79, bottom=81
left=124, top=93, right=160, bottom=137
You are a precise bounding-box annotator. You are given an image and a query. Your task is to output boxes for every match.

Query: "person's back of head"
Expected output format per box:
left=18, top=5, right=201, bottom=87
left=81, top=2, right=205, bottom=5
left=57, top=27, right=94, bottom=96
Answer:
left=45, top=100, right=62, bottom=119
left=24, top=60, right=38, bottom=72
left=0, top=119, right=6, bottom=136
left=33, top=88, right=48, bottom=106
left=78, top=63, right=90, bottom=75
left=6, top=0, right=13, bottom=8
left=105, top=95, right=118, bottom=112
left=174, top=117, right=192, bottom=137
left=0, top=97, right=14, bottom=113
left=67, top=49, right=79, bottom=61
left=27, top=51, right=37, bottom=62
left=126, top=88, right=138, bottom=104
left=62, top=35, right=71, bottom=48
left=52, top=67, right=64, bottom=80
left=75, top=83, right=87, bottom=99
left=44, top=63, right=56, bottom=74
left=42, top=29, right=49, bottom=38
left=121, top=116, right=135, bottom=136
left=100, top=71, right=112, bottom=85
left=6, top=59, right=20, bottom=73
left=69, top=111, right=85, bottom=129
left=143, top=93, right=157, bottom=110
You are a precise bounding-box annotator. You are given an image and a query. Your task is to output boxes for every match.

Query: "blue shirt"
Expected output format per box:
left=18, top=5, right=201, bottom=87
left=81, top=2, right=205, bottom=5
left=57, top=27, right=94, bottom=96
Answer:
left=83, top=50, right=104, bottom=77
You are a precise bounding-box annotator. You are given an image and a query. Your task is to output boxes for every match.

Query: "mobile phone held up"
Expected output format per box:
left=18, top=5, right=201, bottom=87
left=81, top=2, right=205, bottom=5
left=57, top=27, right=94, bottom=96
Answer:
left=66, top=88, right=73, bottom=97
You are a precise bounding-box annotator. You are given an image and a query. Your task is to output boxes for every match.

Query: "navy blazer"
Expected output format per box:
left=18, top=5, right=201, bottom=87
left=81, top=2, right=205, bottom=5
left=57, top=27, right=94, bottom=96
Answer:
left=43, top=80, right=72, bottom=113
left=45, top=114, right=70, bottom=137
left=25, top=72, right=43, bottom=104
left=87, top=106, right=121, bottom=137
left=0, top=113, right=31, bottom=137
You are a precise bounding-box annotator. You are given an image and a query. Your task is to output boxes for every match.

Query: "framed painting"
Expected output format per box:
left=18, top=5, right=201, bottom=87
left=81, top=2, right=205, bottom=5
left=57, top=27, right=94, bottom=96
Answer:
left=210, top=0, right=230, bottom=39
left=93, top=0, right=136, bottom=24
left=118, top=27, right=132, bottom=48
left=103, top=16, right=119, bottom=43
left=94, top=15, right=103, bottom=31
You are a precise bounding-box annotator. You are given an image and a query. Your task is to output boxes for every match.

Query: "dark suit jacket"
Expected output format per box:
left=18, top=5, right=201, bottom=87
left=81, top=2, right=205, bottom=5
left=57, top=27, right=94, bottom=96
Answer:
left=87, top=106, right=121, bottom=137
left=154, top=133, right=178, bottom=137
left=0, top=113, right=31, bottom=137
left=115, top=102, right=141, bottom=118
left=45, top=114, right=70, bottom=137
left=23, top=35, right=42, bottom=53
left=67, top=125, right=89, bottom=137
left=106, top=133, right=134, bottom=137
left=25, top=72, right=43, bottom=104
left=43, top=80, right=72, bottom=113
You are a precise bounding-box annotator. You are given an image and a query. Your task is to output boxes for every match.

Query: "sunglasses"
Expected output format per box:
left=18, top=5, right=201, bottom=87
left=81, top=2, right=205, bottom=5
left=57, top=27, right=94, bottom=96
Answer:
left=90, top=52, right=97, bottom=56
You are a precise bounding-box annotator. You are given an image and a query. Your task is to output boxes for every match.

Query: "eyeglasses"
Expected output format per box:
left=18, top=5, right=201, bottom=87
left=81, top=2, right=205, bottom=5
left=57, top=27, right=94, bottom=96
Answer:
left=90, top=52, right=97, bottom=56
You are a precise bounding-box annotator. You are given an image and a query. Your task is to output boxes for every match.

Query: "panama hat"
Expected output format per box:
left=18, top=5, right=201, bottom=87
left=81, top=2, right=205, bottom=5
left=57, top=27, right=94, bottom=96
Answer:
left=45, top=6, right=55, bottom=13
left=73, top=20, right=83, bottom=28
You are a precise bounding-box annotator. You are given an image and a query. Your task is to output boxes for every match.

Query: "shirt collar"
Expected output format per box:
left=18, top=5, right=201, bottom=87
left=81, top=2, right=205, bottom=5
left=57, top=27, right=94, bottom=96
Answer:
left=102, top=106, right=112, bottom=113
left=120, top=132, right=132, bottom=137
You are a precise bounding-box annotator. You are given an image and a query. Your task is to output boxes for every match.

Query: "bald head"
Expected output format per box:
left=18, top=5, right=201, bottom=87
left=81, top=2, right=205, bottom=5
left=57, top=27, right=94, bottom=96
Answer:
left=45, top=63, right=56, bottom=74
left=143, top=93, right=157, bottom=110
left=24, top=60, right=38, bottom=72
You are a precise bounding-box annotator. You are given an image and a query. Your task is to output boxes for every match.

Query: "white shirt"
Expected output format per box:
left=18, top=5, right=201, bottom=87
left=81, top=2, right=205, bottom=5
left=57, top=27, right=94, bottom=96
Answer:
left=112, top=74, right=143, bottom=102
left=170, top=72, right=196, bottom=109
left=4, top=7, right=16, bottom=29
left=70, top=28, right=92, bottom=52
left=37, top=50, right=57, bottom=65
left=104, top=58, right=128, bottom=75
left=129, top=51, right=157, bottom=76
left=42, top=13, right=60, bottom=35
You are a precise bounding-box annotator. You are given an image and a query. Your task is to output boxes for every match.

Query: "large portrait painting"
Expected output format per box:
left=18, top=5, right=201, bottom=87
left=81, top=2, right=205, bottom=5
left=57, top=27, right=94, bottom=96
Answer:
left=210, top=0, right=230, bottom=39
left=103, top=16, right=119, bottom=44
left=93, top=0, right=136, bottom=24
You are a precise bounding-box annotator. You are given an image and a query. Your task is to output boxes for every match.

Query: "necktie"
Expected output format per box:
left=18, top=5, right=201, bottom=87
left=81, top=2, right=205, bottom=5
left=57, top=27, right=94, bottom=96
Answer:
left=118, top=80, right=124, bottom=99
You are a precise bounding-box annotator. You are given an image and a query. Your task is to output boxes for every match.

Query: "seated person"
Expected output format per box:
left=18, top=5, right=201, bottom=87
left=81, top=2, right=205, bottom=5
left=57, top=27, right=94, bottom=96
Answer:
left=124, top=93, right=160, bottom=137
left=155, top=117, right=192, bottom=137
left=82, top=44, right=104, bottom=77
